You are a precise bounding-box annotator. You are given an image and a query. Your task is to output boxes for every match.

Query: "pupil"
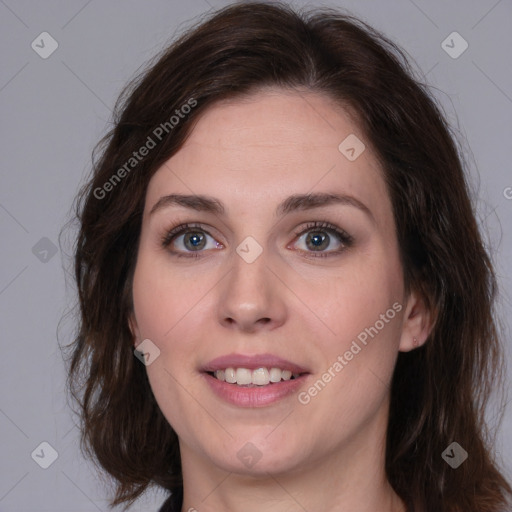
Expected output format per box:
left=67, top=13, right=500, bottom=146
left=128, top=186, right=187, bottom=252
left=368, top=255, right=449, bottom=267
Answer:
left=307, top=232, right=328, bottom=251
left=186, top=232, right=205, bottom=250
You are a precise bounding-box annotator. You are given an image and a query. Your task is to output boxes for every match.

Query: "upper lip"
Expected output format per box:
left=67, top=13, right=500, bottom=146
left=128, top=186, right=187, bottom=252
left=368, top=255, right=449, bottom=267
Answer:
left=202, top=353, right=310, bottom=374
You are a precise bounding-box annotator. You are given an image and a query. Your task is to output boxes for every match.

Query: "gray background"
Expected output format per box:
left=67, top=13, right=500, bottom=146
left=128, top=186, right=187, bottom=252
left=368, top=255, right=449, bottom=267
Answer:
left=0, top=0, right=511, bottom=510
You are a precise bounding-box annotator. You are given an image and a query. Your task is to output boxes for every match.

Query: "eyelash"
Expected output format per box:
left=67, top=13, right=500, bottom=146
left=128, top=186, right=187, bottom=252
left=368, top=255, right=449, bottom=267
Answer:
left=160, top=221, right=353, bottom=259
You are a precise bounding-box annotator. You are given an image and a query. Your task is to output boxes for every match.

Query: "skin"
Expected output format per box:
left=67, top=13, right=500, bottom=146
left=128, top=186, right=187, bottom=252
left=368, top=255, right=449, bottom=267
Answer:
left=129, top=88, right=432, bottom=512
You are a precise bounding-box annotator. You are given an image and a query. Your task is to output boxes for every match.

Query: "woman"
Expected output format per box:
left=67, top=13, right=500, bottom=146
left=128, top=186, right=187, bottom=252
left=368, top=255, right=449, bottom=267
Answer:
left=65, top=2, right=512, bottom=511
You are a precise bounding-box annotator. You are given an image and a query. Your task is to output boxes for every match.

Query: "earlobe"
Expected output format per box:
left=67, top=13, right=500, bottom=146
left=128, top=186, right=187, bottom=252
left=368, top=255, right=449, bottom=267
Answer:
left=399, top=291, right=434, bottom=352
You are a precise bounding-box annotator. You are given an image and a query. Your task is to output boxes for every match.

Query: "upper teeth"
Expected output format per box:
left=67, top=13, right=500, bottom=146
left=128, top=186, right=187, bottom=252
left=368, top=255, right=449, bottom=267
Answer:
left=213, top=367, right=300, bottom=386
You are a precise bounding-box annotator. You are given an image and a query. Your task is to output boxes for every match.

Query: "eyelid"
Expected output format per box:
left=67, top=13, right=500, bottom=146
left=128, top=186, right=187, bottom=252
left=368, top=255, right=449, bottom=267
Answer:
left=160, top=222, right=219, bottom=248
left=292, top=221, right=352, bottom=243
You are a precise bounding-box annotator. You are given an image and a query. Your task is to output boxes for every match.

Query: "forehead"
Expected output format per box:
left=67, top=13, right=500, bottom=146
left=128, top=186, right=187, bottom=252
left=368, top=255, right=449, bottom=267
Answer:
left=144, top=89, right=391, bottom=222
left=179, top=89, right=363, bottom=160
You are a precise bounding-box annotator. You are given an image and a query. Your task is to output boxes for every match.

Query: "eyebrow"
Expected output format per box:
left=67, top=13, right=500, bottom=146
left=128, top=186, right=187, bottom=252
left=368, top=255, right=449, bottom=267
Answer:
left=149, top=192, right=374, bottom=222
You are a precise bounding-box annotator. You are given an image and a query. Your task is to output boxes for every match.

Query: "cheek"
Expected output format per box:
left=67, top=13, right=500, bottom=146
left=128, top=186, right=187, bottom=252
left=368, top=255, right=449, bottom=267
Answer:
left=131, top=249, right=217, bottom=428
left=298, top=249, right=403, bottom=350
left=131, top=247, right=213, bottom=342
left=296, top=250, right=403, bottom=407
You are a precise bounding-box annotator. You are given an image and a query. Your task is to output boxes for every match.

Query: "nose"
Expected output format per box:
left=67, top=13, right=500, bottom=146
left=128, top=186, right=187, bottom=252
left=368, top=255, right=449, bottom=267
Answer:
left=217, top=247, right=288, bottom=334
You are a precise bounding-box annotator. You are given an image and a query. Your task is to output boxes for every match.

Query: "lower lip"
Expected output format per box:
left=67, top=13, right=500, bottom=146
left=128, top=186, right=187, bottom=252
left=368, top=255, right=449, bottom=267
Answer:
left=202, top=372, right=309, bottom=407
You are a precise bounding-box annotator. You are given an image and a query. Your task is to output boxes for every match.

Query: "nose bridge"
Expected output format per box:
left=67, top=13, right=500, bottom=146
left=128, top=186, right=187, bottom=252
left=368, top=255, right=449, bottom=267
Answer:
left=227, top=240, right=271, bottom=305
left=217, top=239, right=287, bottom=331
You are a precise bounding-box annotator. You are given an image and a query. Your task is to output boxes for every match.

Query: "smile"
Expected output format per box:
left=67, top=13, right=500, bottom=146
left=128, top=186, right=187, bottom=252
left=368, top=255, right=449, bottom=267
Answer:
left=208, top=367, right=303, bottom=386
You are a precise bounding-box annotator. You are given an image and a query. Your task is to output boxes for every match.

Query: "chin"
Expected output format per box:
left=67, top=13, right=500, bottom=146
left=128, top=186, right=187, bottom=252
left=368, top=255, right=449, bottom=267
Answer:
left=208, top=435, right=304, bottom=475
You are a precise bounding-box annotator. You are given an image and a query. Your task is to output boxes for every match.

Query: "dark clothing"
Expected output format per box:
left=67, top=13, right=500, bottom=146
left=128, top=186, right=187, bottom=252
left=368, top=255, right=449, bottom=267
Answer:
left=158, top=487, right=183, bottom=512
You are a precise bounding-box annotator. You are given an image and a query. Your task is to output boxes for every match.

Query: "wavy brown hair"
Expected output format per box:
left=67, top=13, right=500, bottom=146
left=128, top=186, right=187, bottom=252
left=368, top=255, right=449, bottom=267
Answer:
left=62, top=2, right=512, bottom=511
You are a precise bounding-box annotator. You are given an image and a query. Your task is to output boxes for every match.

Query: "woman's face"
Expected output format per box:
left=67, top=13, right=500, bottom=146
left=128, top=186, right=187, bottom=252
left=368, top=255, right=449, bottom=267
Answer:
left=130, top=89, right=417, bottom=477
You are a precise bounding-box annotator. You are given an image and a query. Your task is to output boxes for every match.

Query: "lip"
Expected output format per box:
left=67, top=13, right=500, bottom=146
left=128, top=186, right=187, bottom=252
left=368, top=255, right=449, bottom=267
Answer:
left=202, top=372, right=310, bottom=407
left=202, top=353, right=310, bottom=374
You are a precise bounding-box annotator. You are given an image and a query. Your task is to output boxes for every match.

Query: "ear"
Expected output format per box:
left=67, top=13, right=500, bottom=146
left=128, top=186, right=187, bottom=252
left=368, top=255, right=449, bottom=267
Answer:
left=398, top=290, right=434, bottom=352
left=128, top=312, right=141, bottom=348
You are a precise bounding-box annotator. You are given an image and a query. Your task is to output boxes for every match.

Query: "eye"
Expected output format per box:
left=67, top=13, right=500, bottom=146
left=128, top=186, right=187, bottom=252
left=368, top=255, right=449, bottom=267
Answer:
left=161, top=223, right=222, bottom=258
left=291, top=221, right=353, bottom=258
left=161, top=221, right=353, bottom=259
